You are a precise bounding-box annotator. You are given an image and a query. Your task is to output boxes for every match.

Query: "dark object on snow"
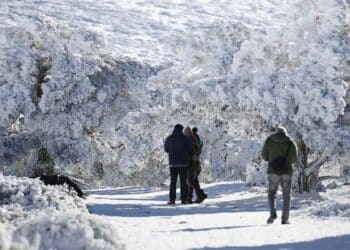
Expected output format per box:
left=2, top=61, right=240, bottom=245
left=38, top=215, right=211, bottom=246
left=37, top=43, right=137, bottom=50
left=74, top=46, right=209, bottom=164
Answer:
left=267, top=212, right=277, bottom=224
left=261, top=127, right=297, bottom=175
left=262, top=126, right=297, bottom=224
left=169, top=167, right=188, bottom=204
left=184, top=126, right=207, bottom=203
left=269, top=143, right=292, bottom=175
left=39, top=175, right=84, bottom=198
left=164, top=124, right=193, bottom=167
left=165, top=124, right=193, bottom=203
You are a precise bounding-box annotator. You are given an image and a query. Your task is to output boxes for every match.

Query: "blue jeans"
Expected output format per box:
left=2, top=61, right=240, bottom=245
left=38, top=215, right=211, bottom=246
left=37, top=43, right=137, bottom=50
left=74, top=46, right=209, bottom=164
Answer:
left=268, top=174, right=292, bottom=221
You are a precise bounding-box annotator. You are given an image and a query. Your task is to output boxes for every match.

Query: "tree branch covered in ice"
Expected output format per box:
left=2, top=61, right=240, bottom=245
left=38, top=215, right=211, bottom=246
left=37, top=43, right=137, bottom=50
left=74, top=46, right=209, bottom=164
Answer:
left=147, top=0, right=350, bottom=189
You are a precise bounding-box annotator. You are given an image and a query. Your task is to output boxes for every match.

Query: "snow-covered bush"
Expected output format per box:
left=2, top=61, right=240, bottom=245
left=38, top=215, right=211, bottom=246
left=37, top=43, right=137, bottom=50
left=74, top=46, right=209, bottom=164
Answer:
left=0, top=174, right=124, bottom=250
left=0, top=174, right=86, bottom=223
left=306, top=200, right=350, bottom=218
left=147, top=0, right=349, bottom=189
left=246, top=163, right=268, bottom=187
left=234, top=0, right=348, bottom=151
left=11, top=213, right=124, bottom=250
left=231, top=0, right=349, bottom=191
left=208, top=137, right=262, bottom=182
left=0, top=10, right=163, bottom=186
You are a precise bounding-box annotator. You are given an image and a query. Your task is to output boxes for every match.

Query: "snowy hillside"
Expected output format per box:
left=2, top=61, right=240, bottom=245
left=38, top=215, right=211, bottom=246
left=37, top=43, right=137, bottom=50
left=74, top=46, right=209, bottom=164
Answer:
left=0, top=0, right=349, bottom=188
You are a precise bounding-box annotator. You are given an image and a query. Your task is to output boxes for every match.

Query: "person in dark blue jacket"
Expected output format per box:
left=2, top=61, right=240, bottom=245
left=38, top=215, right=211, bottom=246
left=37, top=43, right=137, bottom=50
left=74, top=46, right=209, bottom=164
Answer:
left=164, top=124, right=193, bottom=205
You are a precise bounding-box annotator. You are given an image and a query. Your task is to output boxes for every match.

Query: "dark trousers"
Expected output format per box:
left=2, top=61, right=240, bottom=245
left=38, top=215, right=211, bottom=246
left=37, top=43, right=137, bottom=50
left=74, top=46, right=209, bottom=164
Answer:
left=169, top=167, right=188, bottom=202
left=187, top=168, right=205, bottom=200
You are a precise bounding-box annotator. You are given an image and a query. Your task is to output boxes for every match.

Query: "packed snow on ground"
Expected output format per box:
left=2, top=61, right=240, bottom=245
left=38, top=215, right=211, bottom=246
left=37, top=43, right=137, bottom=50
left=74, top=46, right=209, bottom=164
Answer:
left=0, top=174, right=124, bottom=250
left=87, top=182, right=350, bottom=250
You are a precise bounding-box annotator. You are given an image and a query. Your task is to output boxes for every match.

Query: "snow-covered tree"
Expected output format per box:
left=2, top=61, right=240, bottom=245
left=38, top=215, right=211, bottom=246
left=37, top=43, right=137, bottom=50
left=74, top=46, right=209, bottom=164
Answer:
left=232, top=0, right=349, bottom=191
left=147, top=0, right=349, bottom=190
left=1, top=1, right=348, bottom=189
left=0, top=11, right=162, bottom=186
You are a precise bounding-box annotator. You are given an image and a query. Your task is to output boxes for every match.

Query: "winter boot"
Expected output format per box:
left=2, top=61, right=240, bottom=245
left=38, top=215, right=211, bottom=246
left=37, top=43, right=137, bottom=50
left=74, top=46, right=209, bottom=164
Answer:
left=194, top=193, right=207, bottom=203
left=281, top=220, right=290, bottom=224
left=167, top=200, right=175, bottom=205
left=267, top=212, right=277, bottom=224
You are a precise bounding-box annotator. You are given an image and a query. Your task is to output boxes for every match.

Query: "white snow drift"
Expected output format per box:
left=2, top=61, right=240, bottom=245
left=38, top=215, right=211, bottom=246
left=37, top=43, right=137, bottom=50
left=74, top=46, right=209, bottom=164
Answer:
left=0, top=174, right=124, bottom=250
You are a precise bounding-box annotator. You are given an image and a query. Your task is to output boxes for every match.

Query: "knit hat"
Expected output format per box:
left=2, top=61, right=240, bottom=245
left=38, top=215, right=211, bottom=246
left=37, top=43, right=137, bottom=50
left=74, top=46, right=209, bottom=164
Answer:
left=174, top=124, right=184, bottom=131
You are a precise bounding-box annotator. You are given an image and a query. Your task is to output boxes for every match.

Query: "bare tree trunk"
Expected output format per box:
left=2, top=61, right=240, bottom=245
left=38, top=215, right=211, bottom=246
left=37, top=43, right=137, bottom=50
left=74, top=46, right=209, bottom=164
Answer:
left=294, top=137, right=309, bottom=192
left=294, top=136, right=330, bottom=192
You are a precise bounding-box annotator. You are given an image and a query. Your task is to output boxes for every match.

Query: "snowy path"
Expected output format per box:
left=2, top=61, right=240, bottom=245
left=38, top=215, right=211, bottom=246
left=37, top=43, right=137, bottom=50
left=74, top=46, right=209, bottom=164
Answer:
left=86, top=182, right=350, bottom=250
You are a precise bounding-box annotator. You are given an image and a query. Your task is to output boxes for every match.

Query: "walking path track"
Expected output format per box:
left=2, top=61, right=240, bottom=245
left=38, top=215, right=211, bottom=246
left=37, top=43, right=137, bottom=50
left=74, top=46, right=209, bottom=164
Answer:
left=87, top=182, right=350, bottom=250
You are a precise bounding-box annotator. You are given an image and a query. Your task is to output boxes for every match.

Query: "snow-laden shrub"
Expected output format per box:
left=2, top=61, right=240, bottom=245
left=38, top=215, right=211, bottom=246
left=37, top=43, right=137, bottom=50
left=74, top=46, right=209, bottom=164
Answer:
left=11, top=213, right=124, bottom=250
left=246, top=163, right=268, bottom=187
left=0, top=174, right=86, bottom=223
left=0, top=9, right=162, bottom=186
left=209, top=138, right=262, bottom=182
left=306, top=199, right=350, bottom=218
left=0, top=174, right=124, bottom=250
left=146, top=0, right=349, bottom=188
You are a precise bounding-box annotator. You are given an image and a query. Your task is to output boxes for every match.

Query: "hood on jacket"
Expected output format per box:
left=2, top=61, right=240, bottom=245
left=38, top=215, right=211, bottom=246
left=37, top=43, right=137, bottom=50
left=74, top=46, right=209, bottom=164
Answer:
left=270, top=132, right=290, bottom=142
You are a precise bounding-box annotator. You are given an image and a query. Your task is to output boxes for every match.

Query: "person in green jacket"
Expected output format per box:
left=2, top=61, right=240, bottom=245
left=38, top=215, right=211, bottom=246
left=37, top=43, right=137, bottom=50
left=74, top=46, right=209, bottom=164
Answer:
left=262, top=126, right=297, bottom=224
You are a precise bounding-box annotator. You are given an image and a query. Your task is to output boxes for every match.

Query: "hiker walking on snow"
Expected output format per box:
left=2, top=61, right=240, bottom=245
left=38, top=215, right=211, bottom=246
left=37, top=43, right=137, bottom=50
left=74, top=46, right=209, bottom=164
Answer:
left=164, top=124, right=193, bottom=205
left=184, top=126, right=207, bottom=203
left=262, top=126, right=297, bottom=224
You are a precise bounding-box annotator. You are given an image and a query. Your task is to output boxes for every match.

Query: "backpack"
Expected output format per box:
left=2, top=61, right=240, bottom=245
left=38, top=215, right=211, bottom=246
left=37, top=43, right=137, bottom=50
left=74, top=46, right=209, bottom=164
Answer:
left=270, top=143, right=291, bottom=175
left=194, top=134, right=203, bottom=155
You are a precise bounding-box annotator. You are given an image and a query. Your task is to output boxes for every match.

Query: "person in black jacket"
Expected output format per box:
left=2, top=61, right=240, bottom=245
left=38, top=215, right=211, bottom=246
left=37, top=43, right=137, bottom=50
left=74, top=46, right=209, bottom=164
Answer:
left=164, top=124, right=193, bottom=205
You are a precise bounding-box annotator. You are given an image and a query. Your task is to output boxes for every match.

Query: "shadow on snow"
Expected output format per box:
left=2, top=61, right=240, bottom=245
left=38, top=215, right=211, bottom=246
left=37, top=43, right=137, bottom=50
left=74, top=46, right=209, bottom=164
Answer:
left=87, top=182, right=317, bottom=218
left=189, top=234, right=350, bottom=250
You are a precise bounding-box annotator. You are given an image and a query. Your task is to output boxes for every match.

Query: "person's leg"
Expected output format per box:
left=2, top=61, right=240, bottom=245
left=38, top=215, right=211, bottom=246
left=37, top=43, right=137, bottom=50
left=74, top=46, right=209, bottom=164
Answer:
left=196, top=167, right=207, bottom=197
left=281, top=174, right=292, bottom=223
left=187, top=167, right=194, bottom=202
left=169, top=168, right=179, bottom=202
left=192, top=169, right=206, bottom=202
left=267, top=174, right=280, bottom=223
left=179, top=167, right=188, bottom=203
left=194, top=172, right=205, bottom=197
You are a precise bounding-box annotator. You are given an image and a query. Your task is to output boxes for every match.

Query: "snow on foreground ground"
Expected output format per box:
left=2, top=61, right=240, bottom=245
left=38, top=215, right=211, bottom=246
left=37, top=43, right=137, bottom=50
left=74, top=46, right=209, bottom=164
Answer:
left=1, top=175, right=350, bottom=250
left=87, top=182, right=350, bottom=250
left=0, top=174, right=124, bottom=250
